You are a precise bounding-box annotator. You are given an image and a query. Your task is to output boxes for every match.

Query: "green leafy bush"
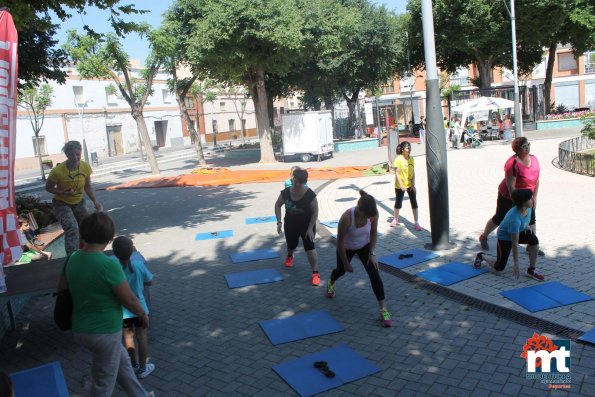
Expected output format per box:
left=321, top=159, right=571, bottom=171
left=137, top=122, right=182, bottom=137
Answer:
left=15, top=194, right=56, bottom=228
left=581, top=116, right=595, bottom=139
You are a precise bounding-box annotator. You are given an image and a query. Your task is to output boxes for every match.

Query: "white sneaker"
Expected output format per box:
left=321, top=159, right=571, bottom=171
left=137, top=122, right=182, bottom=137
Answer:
left=137, top=363, right=155, bottom=379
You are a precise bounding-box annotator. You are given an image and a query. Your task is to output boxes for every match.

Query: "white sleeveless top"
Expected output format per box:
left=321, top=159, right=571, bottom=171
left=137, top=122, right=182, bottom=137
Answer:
left=344, top=207, right=371, bottom=250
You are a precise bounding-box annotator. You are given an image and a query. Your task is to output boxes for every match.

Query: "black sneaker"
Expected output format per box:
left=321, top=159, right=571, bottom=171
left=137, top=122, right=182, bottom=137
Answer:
left=473, top=252, right=484, bottom=269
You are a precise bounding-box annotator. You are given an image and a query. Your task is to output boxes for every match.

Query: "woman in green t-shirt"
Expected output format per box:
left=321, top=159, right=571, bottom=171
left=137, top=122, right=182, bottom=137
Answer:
left=45, top=141, right=102, bottom=255
left=57, top=212, right=153, bottom=397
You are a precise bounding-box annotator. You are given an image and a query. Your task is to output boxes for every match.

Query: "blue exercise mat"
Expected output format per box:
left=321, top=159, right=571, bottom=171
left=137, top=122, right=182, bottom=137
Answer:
left=416, top=262, right=488, bottom=286
left=321, top=220, right=340, bottom=228
left=10, top=361, right=69, bottom=397
left=378, top=249, right=440, bottom=269
left=225, top=268, right=283, bottom=289
left=501, top=281, right=593, bottom=312
left=245, top=216, right=277, bottom=224
left=259, top=310, right=344, bottom=345
left=273, top=343, right=381, bottom=397
left=195, top=230, right=234, bottom=240
left=230, top=249, right=279, bottom=264
left=578, top=328, right=595, bottom=345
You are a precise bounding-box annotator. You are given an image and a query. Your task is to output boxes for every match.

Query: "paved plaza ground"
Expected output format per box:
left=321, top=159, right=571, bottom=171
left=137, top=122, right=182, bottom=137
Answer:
left=1, top=128, right=593, bottom=396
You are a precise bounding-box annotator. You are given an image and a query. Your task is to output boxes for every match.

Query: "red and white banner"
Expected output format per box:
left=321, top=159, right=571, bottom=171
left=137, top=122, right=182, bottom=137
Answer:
left=0, top=10, right=21, bottom=275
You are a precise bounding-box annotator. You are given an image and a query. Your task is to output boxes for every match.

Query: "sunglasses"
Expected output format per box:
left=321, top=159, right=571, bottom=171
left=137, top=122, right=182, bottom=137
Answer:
left=521, top=143, right=530, bottom=150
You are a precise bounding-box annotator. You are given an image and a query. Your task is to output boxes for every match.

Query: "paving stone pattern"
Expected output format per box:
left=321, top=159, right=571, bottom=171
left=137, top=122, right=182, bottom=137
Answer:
left=1, top=131, right=593, bottom=396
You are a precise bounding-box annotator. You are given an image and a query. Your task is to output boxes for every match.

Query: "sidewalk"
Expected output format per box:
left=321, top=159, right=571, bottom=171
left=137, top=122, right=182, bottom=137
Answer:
left=316, top=130, right=595, bottom=333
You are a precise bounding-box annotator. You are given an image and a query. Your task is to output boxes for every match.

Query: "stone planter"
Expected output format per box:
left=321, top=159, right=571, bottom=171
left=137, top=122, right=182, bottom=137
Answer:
left=224, top=148, right=260, bottom=160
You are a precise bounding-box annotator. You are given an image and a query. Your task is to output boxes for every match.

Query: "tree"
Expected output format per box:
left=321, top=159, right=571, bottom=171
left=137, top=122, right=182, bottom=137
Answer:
left=17, top=84, right=54, bottom=180
left=153, top=22, right=208, bottom=165
left=63, top=29, right=161, bottom=174
left=540, top=0, right=595, bottom=113
left=6, top=0, right=146, bottom=90
left=191, top=80, right=222, bottom=147
left=405, top=0, right=558, bottom=91
left=293, top=0, right=404, bottom=136
left=170, top=0, right=305, bottom=163
left=221, top=86, right=250, bottom=145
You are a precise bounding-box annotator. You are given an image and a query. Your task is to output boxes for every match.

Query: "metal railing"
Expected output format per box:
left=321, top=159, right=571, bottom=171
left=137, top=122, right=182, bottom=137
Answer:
left=558, top=136, right=595, bottom=176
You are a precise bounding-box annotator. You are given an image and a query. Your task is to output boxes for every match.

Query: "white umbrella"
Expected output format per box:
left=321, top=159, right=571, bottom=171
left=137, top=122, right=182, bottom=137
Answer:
left=452, top=96, right=515, bottom=112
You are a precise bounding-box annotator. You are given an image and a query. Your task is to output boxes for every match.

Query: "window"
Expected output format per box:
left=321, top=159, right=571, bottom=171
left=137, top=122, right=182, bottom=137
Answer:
left=219, top=101, right=226, bottom=111
left=73, top=86, right=85, bottom=105
left=162, top=89, right=172, bottom=104
left=289, top=101, right=295, bottom=107
left=105, top=88, right=117, bottom=105
left=184, top=97, right=194, bottom=109
left=585, top=80, right=595, bottom=109
left=554, top=82, right=579, bottom=109
left=32, top=136, right=47, bottom=156
left=450, top=68, right=469, bottom=87
left=212, top=119, right=218, bottom=133
left=585, top=51, right=595, bottom=74
left=558, top=53, right=577, bottom=71
left=228, top=119, right=236, bottom=131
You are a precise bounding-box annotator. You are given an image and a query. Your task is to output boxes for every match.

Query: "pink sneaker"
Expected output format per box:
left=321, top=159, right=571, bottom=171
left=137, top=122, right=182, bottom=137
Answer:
left=414, top=224, right=423, bottom=231
left=389, top=220, right=399, bottom=227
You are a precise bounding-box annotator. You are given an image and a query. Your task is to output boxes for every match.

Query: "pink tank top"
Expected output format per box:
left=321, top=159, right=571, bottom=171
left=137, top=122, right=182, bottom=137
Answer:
left=344, top=208, right=371, bottom=250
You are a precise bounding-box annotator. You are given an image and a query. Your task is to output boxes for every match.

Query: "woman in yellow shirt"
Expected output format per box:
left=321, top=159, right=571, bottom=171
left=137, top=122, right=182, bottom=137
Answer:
left=45, top=141, right=102, bottom=255
left=390, top=141, right=422, bottom=231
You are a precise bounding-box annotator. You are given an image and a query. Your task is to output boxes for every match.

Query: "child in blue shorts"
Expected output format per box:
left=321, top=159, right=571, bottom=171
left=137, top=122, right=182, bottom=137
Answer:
left=112, top=236, right=155, bottom=379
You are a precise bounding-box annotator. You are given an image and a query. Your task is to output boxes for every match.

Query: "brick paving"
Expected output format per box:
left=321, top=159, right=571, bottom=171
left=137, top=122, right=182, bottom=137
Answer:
left=1, top=128, right=593, bottom=396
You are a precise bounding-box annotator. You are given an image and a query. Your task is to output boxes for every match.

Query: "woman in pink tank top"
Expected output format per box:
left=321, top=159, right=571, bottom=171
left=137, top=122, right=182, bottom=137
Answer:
left=325, top=190, right=392, bottom=327
left=479, top=137, right=542, bottom=256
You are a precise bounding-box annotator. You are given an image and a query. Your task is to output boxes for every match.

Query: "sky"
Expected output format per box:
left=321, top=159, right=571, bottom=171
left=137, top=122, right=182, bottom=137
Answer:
left=54, top=1, right=408, bottom=64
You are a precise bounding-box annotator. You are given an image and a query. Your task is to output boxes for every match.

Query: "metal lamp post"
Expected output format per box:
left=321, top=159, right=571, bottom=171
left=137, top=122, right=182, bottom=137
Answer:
left=72, top=90, right=91, bottom=164
left=497, top=0, right=523, bottom=137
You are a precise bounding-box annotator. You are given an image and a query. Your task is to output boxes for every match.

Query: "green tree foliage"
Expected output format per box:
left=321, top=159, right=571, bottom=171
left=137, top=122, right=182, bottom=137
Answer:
left=17, top=84, right=54, bottom=180
left=4, top=0, right=145, bottom=90
left=295, top=0, right=404, bottom=135
left=153, top=18, right=209, bottom=165
left=169, top=0, right=305, bottom=163
left=405, top=0, right=558, bottom=90
left=63, top=29, right=161, bottom=174
left=539, top=0, right=595, bottom=113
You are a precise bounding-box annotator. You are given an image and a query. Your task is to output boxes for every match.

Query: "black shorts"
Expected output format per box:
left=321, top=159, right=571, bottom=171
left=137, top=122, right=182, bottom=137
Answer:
left=284, top=221, right=315, bottom=251
left=123, top=317, right=142, bottom=328
left=491, top=194, right=536, bottom=226
left=394, top=188, right=418, bottom=210
left=493, top=231, right=539, bottom=271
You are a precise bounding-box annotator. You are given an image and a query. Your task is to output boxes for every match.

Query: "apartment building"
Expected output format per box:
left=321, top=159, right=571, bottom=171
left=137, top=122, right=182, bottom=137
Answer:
left=368, top=45, right=595, bottom=131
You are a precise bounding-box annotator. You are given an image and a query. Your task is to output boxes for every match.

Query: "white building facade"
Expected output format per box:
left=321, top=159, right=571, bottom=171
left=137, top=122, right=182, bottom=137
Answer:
left=16, top=66, right=183, bottom=172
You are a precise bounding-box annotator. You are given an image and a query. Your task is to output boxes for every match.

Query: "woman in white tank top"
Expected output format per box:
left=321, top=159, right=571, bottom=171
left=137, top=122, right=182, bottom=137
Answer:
left=325, top=190, right=392, bottom=327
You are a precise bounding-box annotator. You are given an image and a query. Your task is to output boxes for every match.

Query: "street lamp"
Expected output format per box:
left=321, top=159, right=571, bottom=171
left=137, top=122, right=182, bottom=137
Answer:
left=495, top=0, right=523, bottom=137
left=72, top=89, right=91, bottom=164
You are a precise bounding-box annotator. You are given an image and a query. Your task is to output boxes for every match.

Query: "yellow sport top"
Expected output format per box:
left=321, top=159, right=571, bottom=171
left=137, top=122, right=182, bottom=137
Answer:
left=48, top=161, right=92, bottom=205
left=393, top=155, right=414, bottom=189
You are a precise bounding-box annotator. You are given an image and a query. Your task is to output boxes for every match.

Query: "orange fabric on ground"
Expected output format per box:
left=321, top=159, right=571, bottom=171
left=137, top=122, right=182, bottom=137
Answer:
left=105, top=166, right=370, bottom=190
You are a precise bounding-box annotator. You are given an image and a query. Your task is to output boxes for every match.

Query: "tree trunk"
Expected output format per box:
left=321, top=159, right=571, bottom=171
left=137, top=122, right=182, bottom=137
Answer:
left=543, top=41, right=557, bottom=115
left=35, top=134, right=46, bottom=181
left=131, top=110, right=160, bottom=174
left=176, top=94, right=206, bottom=165
left=248, top=69, right=276, bottom=163
left=476, top=59, right=493, bottom=91
left=345, top=89, right=359, bottom=137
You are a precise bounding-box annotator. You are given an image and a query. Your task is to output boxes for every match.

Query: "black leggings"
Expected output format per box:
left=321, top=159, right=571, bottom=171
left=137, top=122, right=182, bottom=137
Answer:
left=493, top=231, right=539, bottom=271
left=492, top=194, right=536, bottom=226
left=394, top=188, right=418, bottom=210
left=331, top=244, right=385, bottom=301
